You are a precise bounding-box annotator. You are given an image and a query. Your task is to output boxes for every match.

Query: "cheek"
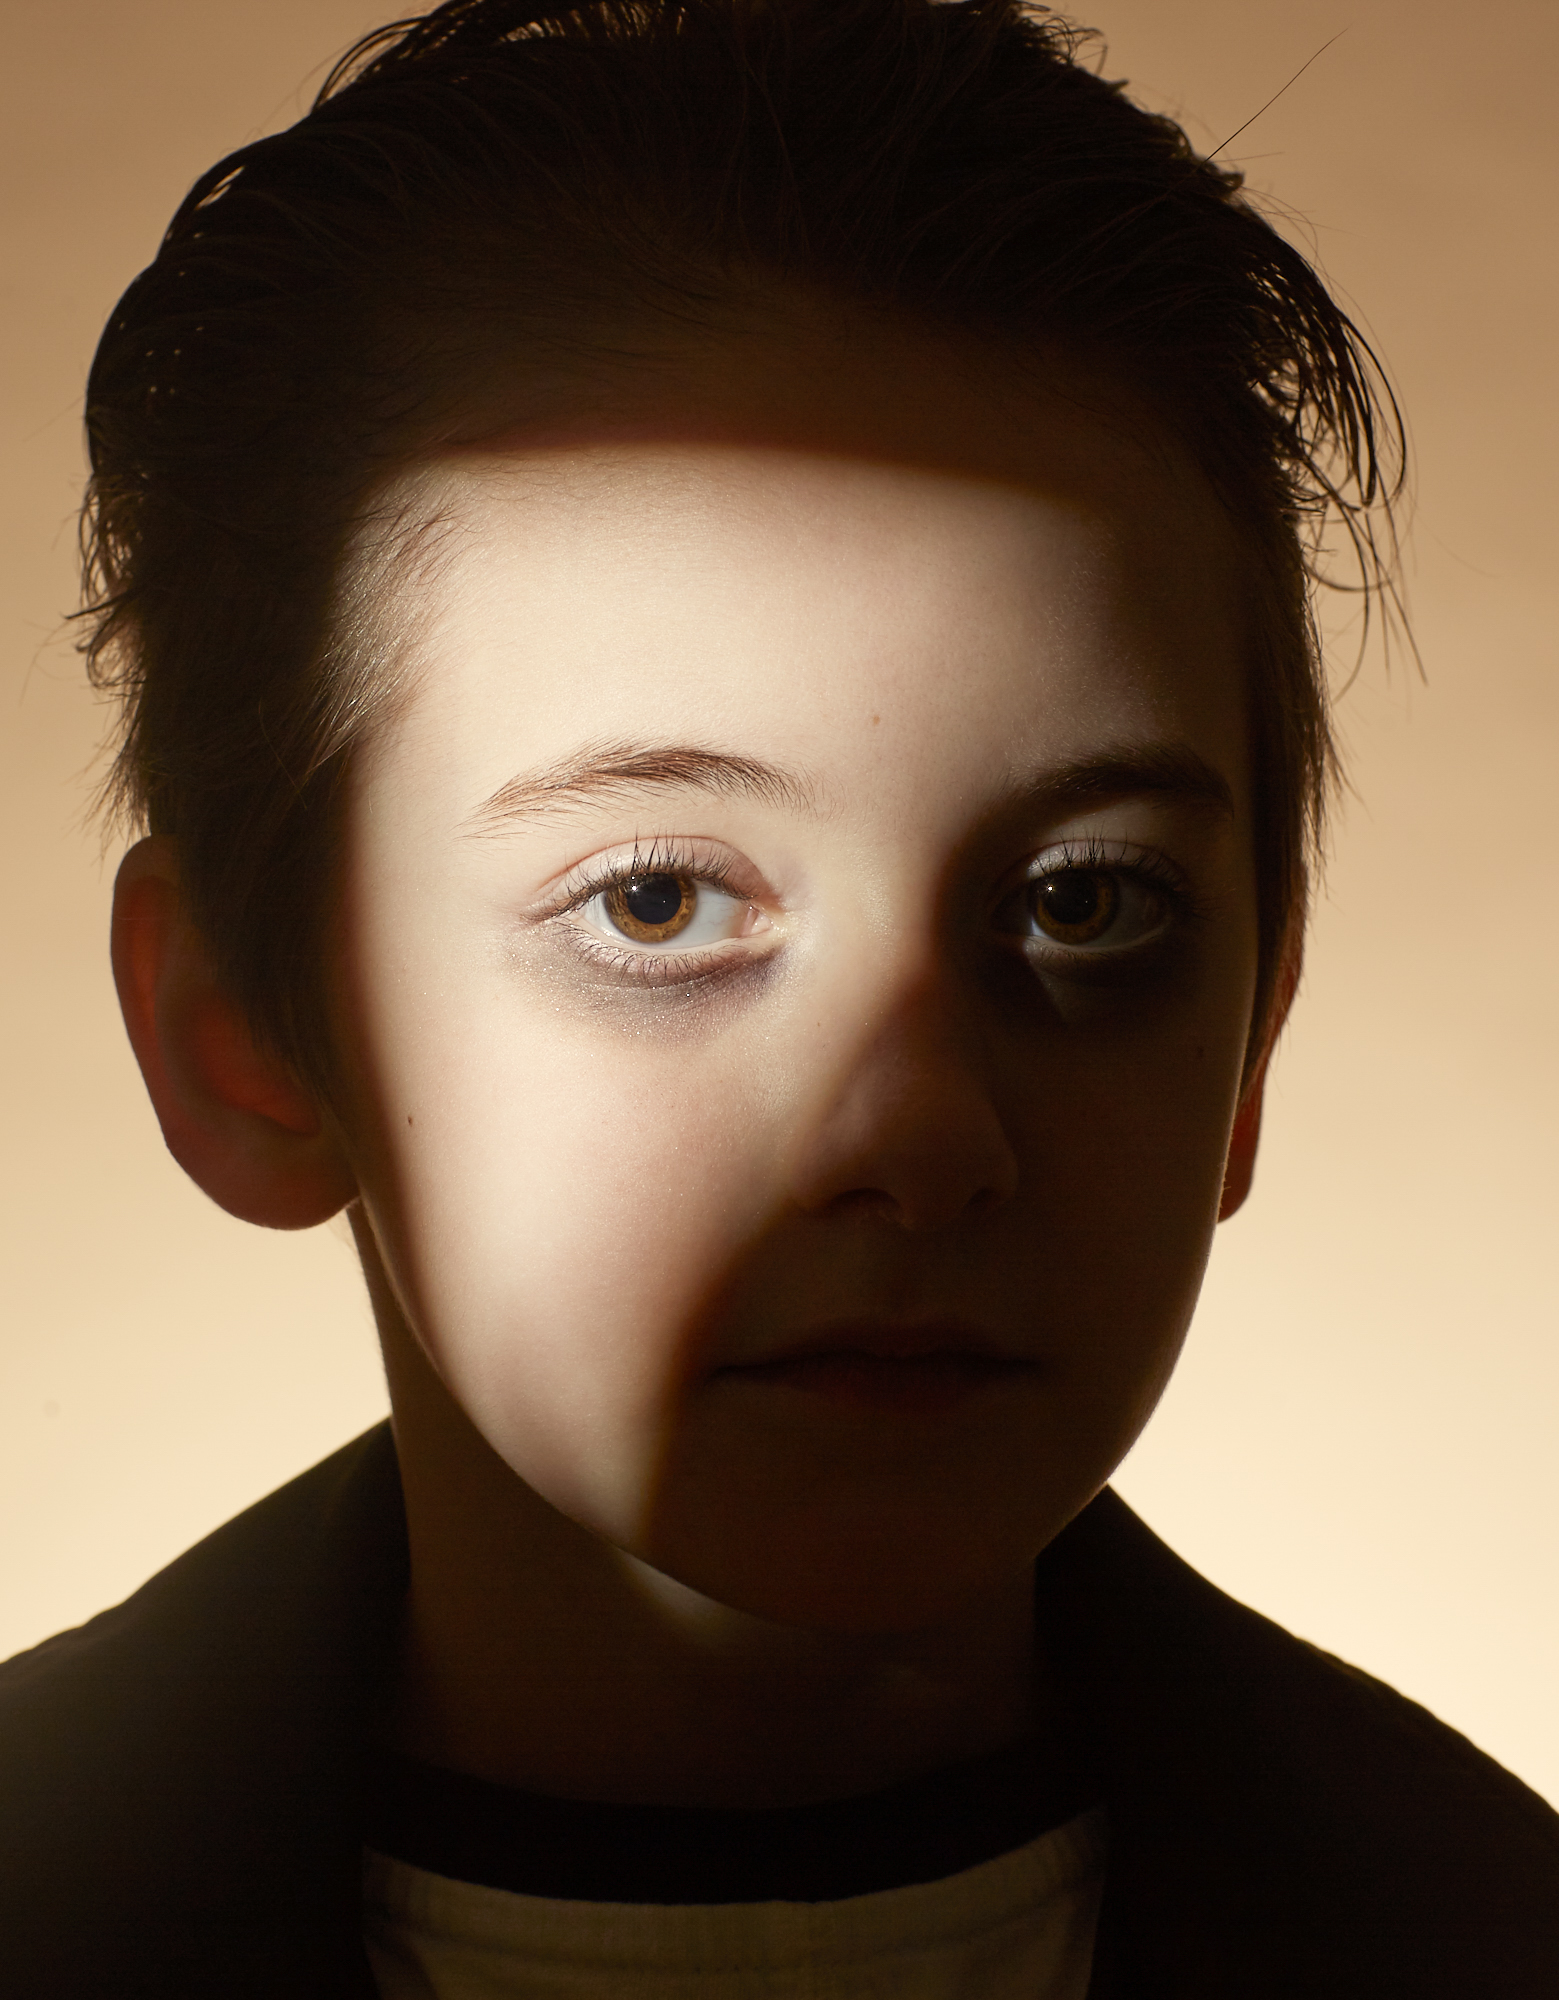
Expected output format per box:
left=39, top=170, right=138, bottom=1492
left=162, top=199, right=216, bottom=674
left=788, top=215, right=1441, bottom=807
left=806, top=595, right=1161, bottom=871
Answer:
left=1003, top=955, right=1254, bottom=1323
left=352, top=972, right=787, bottom=1521
left=1022, top=1050, right=1230, bottom=1345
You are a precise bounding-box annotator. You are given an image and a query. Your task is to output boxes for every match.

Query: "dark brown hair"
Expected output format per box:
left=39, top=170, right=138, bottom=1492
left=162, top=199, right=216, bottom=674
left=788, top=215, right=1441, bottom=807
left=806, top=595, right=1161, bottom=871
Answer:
left=80, top=0, right=1400, bottom=1093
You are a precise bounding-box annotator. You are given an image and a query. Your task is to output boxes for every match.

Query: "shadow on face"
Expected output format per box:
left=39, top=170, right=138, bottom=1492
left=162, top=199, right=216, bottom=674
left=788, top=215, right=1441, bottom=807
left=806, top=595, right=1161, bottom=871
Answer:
left=328, top=323, right=1262, bottom=1635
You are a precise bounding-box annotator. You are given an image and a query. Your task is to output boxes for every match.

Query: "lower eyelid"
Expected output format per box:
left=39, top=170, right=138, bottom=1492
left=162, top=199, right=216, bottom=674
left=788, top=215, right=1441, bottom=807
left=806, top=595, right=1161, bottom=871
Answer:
left=1025, top=927, right=1165, bottom=959
left=565, top=934, right=766, bottom=989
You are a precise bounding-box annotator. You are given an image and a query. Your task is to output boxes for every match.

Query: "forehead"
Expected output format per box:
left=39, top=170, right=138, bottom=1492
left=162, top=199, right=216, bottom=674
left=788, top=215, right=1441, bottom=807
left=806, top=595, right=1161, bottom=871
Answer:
left=355, top=338, right=1250, bottom=819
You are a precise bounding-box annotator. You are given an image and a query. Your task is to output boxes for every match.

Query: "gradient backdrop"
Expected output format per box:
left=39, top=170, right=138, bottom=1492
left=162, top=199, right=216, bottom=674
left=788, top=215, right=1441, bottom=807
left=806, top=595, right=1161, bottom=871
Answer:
left=5, top=0, right=1556, bottom=1802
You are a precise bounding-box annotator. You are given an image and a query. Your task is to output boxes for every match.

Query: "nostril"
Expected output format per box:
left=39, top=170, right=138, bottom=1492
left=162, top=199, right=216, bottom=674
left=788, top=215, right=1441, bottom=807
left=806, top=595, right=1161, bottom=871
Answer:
left=824, top=1186, right=901, bottom=1222
left=819, top=1175, right=1008, bottom=1231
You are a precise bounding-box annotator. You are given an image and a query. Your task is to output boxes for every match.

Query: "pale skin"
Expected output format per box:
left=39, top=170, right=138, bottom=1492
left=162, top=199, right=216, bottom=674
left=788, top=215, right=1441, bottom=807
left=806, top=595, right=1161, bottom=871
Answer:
left=112, top=323, right=1283, bottom=1809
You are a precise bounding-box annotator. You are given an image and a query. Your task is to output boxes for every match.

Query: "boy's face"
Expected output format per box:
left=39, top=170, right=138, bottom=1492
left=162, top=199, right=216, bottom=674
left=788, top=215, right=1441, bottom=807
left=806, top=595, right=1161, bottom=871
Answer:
left=334, top=330, right=1259, bottom=1633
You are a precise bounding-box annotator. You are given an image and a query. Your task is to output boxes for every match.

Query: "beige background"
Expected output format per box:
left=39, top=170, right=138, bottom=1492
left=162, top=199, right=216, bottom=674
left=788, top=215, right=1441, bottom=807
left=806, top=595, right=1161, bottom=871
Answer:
left=4, top=0, right=1555, bottom=1803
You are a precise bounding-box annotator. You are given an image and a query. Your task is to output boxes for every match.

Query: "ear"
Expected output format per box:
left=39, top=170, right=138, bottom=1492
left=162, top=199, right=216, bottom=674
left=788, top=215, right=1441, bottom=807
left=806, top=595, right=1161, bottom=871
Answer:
left=1216, top=1073, right=1266, bottom=1222
left=1217, top=933, right=1302, bottom=1224
left=111, top=835, right=358, bottom=1229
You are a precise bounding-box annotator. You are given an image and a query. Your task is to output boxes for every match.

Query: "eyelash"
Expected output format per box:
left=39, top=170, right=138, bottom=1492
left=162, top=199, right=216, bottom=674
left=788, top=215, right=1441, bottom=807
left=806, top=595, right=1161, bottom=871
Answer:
left=552, top=838, right=756, bottom=984
left=1001, top=835, right=1205, bottom=976
left=559, top=837, right=742, bottom=911
left=545, top=833, right=1203, bottom=986
left=1019, top=835, right=1201, bottom=922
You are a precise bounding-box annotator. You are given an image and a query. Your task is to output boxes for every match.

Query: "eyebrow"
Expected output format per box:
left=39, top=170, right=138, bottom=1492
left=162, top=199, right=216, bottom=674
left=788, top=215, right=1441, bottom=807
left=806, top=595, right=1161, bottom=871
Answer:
left=462, top=740, right=817, bottom=835
left=1016, top=742, right=1235, bottom=821
left=461, top=735, right=1234, bottom=837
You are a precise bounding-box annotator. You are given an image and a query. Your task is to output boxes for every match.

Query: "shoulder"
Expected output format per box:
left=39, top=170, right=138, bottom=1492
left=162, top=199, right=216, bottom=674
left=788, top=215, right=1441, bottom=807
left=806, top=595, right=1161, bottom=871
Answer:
left=0, top=1421, right=404, bottom=1767
left=1045, top=1489, right=1559, bottom=1997
left=0, top=1424, right=403, bottom=1997
left=3, top=1446, right=1555, bottom=1996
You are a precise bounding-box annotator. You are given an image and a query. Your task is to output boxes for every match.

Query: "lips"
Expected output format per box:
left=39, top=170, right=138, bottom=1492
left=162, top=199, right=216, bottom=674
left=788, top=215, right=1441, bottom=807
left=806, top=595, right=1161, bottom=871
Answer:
left=717, top=1323, right=1032, bottom=1414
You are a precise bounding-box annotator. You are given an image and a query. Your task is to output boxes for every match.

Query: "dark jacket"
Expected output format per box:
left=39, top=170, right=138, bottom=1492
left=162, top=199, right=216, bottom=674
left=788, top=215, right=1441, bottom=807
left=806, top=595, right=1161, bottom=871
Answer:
left=2, top=1422, right=1556, bottom=1996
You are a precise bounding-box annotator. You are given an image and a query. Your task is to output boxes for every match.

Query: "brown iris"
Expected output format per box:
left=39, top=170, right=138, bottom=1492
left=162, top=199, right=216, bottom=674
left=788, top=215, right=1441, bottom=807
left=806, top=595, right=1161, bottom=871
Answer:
left=1028, top=869, right=1119, bottom=944
left=603, top=871, right=698, bottom=944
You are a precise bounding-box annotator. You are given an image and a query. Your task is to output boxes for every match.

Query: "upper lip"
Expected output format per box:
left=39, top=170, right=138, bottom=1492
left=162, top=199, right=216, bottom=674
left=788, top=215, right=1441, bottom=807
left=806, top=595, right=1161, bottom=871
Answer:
left=723, top=1320, right=1026, bottom=1369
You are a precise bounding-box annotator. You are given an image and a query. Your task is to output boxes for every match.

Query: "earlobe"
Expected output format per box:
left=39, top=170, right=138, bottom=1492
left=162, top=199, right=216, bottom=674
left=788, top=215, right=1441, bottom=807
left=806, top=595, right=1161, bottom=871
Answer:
left=1217, top=1074, right=1266, bottom=1221
left=111, top=836, right=358, bottom=1229
left=1218, top=933, right=1301, bottom=1223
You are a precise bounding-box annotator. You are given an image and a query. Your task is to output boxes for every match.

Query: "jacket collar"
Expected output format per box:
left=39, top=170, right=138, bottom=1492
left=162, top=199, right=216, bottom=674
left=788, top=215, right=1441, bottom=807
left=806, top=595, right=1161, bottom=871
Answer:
left=6, top=1420, right=1556, bottom=1997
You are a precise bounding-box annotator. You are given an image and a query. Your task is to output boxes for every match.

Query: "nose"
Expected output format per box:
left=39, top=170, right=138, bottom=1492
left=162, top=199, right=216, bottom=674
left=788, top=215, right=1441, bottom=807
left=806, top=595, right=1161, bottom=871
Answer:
left=787, top=974, right=1021, bottom=1231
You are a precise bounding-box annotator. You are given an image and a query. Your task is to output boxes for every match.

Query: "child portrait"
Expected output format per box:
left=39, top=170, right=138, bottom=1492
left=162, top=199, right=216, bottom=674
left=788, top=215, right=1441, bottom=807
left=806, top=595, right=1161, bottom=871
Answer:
left=2, top=1, right=1556, bottom=1993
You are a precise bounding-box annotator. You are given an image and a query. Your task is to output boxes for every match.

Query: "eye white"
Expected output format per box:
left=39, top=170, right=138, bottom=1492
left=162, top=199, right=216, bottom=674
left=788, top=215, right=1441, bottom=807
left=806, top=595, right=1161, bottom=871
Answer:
left=1008, top=870, right=1168, bottom=949
left=583, top=880, right=752, bottom=951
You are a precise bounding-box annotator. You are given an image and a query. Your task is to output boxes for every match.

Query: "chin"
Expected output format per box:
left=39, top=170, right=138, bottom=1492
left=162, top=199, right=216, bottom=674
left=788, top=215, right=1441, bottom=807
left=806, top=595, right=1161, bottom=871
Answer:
left=638, top=1493, right=1060, bottom=1636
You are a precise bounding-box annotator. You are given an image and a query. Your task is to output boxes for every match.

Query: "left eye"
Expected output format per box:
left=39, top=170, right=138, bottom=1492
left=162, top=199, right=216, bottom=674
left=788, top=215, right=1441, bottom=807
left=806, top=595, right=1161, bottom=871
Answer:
left=1001, top=867, right=1167, bottom=951
left=583, top=870, right=752, bottom=950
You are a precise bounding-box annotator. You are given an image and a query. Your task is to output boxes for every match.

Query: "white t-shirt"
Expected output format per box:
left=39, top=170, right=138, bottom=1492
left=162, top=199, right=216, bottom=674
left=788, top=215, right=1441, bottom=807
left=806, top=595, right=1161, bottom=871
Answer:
left=362, top=1803, right=1106, bottom=1999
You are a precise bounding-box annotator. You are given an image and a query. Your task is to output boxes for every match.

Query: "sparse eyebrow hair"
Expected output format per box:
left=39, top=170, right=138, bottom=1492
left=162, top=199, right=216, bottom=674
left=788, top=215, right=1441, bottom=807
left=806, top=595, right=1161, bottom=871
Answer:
left=1020, top=742, right=1236, bottom=820
left=462, top=740, right=818, bottom=835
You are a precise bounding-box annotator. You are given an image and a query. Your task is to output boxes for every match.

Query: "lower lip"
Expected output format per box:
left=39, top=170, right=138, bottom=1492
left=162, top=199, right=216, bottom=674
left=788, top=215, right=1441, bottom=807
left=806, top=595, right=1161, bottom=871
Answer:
left=725, top=1352, right=1030, bottom=1415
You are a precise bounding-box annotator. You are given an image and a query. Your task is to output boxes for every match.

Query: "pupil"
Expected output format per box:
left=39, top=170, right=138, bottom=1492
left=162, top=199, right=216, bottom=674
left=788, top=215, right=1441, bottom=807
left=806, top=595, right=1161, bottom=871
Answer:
left=623, top=873, right=685, bottom=927
left=1036, top=872, right=1100, bottom=928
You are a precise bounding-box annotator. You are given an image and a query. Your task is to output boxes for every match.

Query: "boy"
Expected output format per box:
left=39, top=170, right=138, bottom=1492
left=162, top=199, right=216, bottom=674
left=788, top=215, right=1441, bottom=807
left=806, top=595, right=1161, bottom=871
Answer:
left=3, top=0, right=1556, bottom=1993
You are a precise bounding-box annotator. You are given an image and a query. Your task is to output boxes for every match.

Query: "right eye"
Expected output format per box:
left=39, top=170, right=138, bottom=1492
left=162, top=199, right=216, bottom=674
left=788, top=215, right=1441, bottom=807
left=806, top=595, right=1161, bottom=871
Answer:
left=601, top=872, right=698, bottom=943
left=581, top=870, right=755, bottom=952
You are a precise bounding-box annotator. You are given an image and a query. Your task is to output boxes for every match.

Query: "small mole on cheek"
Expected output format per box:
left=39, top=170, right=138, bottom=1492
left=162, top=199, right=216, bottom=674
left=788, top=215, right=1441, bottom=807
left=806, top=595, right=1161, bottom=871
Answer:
left=870, top=713, right=880, bottom=725
left=407, top=1114, right=414, bottom=1126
